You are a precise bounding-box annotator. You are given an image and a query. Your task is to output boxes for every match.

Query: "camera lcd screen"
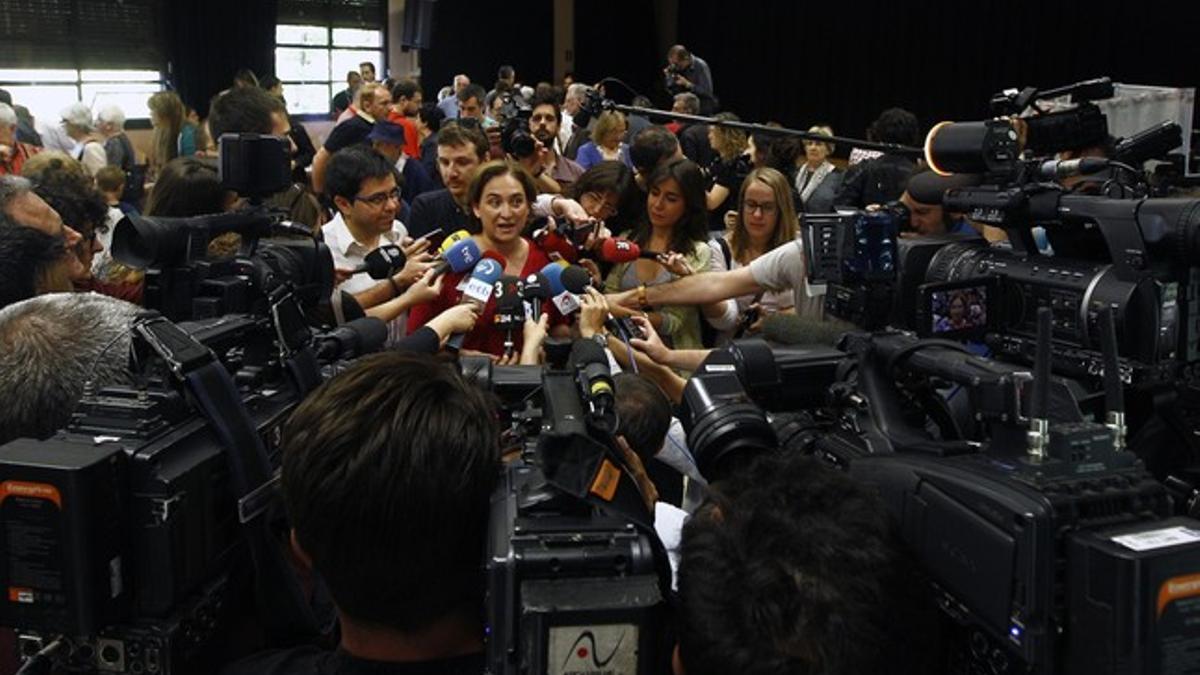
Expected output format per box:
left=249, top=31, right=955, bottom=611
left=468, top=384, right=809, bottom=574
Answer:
left=917, top=277, right=998, bottom=340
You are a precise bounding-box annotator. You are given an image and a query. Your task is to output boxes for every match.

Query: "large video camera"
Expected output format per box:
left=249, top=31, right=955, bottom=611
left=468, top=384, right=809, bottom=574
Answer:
left=461, top=340, right=673, bottom=675
left=1, top=135, right=387, bottom=674
left=497, top=93, right=536, bottom=160
left=676, top=317, right=1200, bottom=673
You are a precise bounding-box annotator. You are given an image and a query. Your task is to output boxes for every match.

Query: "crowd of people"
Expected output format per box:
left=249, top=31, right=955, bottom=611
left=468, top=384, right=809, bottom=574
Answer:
left=0, top=44, right=994, bottom=674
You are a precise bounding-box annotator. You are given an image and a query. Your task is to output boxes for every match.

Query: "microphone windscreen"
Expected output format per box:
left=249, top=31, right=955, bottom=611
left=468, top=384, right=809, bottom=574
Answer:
left=560, top=265, right=594, bottom=295
left=569, top=337, right=608, bottom=370
left=439, top=229, right=471, bottom=253
left=444, top=238, right=482, bottom=274
left=761, top=314, right=850, bottom=347
left=599, top=238, right=640, bottom=264
left=364, top=244, right=406, bottom=279
left=539, top=229, right=579, bottom=263
left=540, top=261, right=567, bottom=295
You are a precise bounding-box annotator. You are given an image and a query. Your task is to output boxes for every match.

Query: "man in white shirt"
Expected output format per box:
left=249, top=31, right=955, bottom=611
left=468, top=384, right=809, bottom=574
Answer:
left=559, top=83, right=589, bottom=152
left=321, top=146, right=435, bottom=345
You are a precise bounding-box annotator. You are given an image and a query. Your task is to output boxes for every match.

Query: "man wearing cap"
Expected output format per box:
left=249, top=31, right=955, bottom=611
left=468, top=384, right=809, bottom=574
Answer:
left=368, top=119, right=436, bottom=211
left=900, top=169, right=978, bottom=237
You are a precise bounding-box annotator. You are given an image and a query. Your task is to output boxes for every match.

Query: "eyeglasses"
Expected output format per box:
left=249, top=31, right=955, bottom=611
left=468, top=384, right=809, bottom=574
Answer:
left=742, top=200, right=778, bottom=215
left=354, top=188, right=401, bottom=208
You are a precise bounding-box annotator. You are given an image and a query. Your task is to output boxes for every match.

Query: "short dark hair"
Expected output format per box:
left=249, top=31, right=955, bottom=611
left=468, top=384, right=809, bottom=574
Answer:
left=869, top=107, right=921, bottom=147
left=497, top=65, right=515, bottom=81
left=281, top=353, right=499, bottom=631
left=359, top=61, right=375, bottom=72
left=324, top=146, right=397, bottom=203
left=259, top=74, right=281, bottom=91
left=207, top=86, right=285, bottom=140
left=437, top=121, right=489, bottom=160
left=567, top=160, right=632, bottom=201
left=629, top=125, right=680, bottom=176
left=418, top=103, right=445, bottom=132
left=529, top=93, right=560, bottom=120
left=32, top=172, right=108, bottom=240
left=0, top=220, right=65, bottom=310
left=391, top=78, right=420, bottom=101
left=233, top=68, right=259, bottom=88
left=458, top=83, right=486, bottom=104
left=613, top=373, right=671, bottom=463
left=677, top=454, right=933, bottom=675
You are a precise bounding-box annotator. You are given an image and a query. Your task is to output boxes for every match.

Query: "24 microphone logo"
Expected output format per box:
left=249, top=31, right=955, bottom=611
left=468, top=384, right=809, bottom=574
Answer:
left=548, top=624, right=638, bottom=675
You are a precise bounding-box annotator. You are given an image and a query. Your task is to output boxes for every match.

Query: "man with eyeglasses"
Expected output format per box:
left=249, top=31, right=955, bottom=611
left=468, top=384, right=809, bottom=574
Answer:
left=322, top=146, right=437, bottom=345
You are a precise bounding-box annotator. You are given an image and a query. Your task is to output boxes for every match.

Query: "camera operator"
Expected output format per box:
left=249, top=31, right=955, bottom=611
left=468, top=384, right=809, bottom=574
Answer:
left=322, top=146, right=438, bottom=345
left=664, top=45, right=717, bottom=115
left=833, top=107, right=920, bottom=209
left=0, top=292, right=139, bottom=444
left=405, top=121, right=490, bottom=244
left=524, top=93, right=584, bottom=193
left=901, top=168, right=978, bottom=237
left=222, top=353, right=498, bottom=674
left=674, top=452, right=937, bottom=675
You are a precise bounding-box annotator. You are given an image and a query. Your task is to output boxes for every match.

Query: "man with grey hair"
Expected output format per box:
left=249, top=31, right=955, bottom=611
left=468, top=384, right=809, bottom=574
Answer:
left=38, top=103, right=107, bottom=176
left=438, top=73, right=470, bottom=121
left=559, top=82, right=590, bottom=152
left=672, top=92, right=712, bottom=166
left=0, top=102, right=42, bottom=176
left=0, top=292, right=139, bottom=444
left=96, top=104, right=136, bottom=173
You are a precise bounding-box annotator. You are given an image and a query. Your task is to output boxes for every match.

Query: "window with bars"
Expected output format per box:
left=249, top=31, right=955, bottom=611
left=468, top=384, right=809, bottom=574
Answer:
left=0, top=1, right=164, bottom=124
left=276, top=0, right=387, bottom=116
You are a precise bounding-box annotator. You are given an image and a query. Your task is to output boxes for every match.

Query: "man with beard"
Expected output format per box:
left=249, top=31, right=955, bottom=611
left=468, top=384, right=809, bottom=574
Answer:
left=521, top=94, right=584, bottom=194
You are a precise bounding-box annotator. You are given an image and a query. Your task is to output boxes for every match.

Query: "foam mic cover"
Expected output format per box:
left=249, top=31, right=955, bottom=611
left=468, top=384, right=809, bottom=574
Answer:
left=434, top=237, right=482, bottom=276
left=599, top=238, right=640, bottom=264
left=761, top=314, right=851, bottom=347
left=560, top=265, right=595, bottom=295
left=355, top=244, right=406, bottom=279
left=438, top=229, right=471, bottom=253
left=314, top=316, right=388, bottom=360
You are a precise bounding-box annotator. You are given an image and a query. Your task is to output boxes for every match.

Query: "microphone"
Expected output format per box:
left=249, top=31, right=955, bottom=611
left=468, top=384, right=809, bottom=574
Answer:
left=597, top=238, right=661, bottom=264
left=313, top=317, right=388, bottom=361
left=760, top=314, right=850, bottom=347
left=348, top=244, right=406, bottom=279
left=1034, top=157, right=1110, bottom=180
left=432, top=237, right=482, bottom=277
left=446, top=256, right=505, bottom=351
left=457, top=249, right=507, bottom=292
left=493, top=276, right=526, bottom=356
left=560, top=265, right=596, bottom=295
left=569, top=338, right=616, bottom=429
left=541, top=261, right=580, bottom=315
left=440, top=229, right=471, bottom=251
left=534, top=226, right=579, bottom=263
left=521, top=272, right=551, bottom=321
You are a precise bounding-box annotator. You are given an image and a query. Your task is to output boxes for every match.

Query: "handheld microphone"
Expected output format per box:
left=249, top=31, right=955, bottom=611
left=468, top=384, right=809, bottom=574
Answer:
left=560, top=265, right=596, bottom=295
left=534, top=227, right=579, bottom=262
left=439, top=229, right=471, bottom=252
left=569, top=338, right=616, bottom=430
left=521, top=272, right=551, bottom=321
left=541, top=261, right=580, bottom=315
left=1035, top=157, right=1110, bottom=180
left=432, top=237, right=482, bottom=277
left=597, top=238, right=661, bottom=264
left=458, top=249, right=507, bottom=292
left=313, top=317, right=388, bottom=361
left=348, top=244, right=406, bottom=279
left=493, top=276, right=526, bottom=356
left=446, top=256, right=505, bottom=351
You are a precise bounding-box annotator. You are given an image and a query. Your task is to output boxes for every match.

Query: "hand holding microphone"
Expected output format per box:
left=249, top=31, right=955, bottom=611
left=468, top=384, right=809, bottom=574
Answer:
left=432, top=235, right=482, bottom=278
left=445, top=255, right=505, bottom=351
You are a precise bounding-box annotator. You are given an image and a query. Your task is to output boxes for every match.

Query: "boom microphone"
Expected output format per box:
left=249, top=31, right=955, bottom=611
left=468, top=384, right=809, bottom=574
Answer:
left=760, top=314, right=851, bottom=347
left=313, top=316, right=388, bottom=361
left=569, top=338, right=616, bottom=429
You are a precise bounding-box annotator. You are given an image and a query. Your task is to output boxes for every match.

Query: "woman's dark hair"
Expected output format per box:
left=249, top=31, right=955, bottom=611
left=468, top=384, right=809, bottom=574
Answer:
left=32, top=172, right=108, bottom=240
left=259, top=74, right=281, bottom=91
left=144, top=157, right=226, bottom=217
left=635, top=158, right=709, bottom=254
left=466, top=161, right=538, bottom=235
left=566, top=160, right=632, bottom=201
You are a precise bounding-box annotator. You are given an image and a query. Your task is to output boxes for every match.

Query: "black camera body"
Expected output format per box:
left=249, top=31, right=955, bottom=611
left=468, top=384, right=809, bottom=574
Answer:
left=498, top=93, right=536, bottom=160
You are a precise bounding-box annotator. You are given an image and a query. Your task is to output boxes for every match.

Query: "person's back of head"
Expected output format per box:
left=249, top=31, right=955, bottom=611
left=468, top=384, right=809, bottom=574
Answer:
left=0, top=292, right=140, bottom=443
left=673, top=93, right=700, bottom=116
left=281, top=352, right=499, bottom=632
left=630, top=125, right=682, bottom=177
left=208, top=86, right=283, bottom=140
left=0, top=219, right=72, bottom=311
left=21, top=151, right=86, bottom=184
left=233, top=68, right=259, bottom=89
left=676, top=453, right=935, bottom=675
left=869, top=107, right=921, bottom=148
left=418, top=103, right=445, bottom=133
left=33, top=171, right=107, bottom=245
left=144, top=156, right=226, bottom=217
left=95, top=166, right=126, bottom=197
left=95, top=105, right=126, bottom=132
left=614, top=373, right=672, bottom=464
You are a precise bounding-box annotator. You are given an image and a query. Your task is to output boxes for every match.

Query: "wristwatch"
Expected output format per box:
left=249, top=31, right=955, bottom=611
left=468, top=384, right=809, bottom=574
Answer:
left=590, top=332, right=609, bottom=348
left=637, top=283, right=651, bottom=310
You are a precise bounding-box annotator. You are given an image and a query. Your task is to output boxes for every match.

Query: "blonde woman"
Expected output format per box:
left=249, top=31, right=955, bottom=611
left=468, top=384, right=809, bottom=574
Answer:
left=704, top=112, right=749, bottom=230
left=576, top=110, right=631, bottom=169
left=147, top=91, right=197, bottom=174
left=708, top=167, right=800, bottom=344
